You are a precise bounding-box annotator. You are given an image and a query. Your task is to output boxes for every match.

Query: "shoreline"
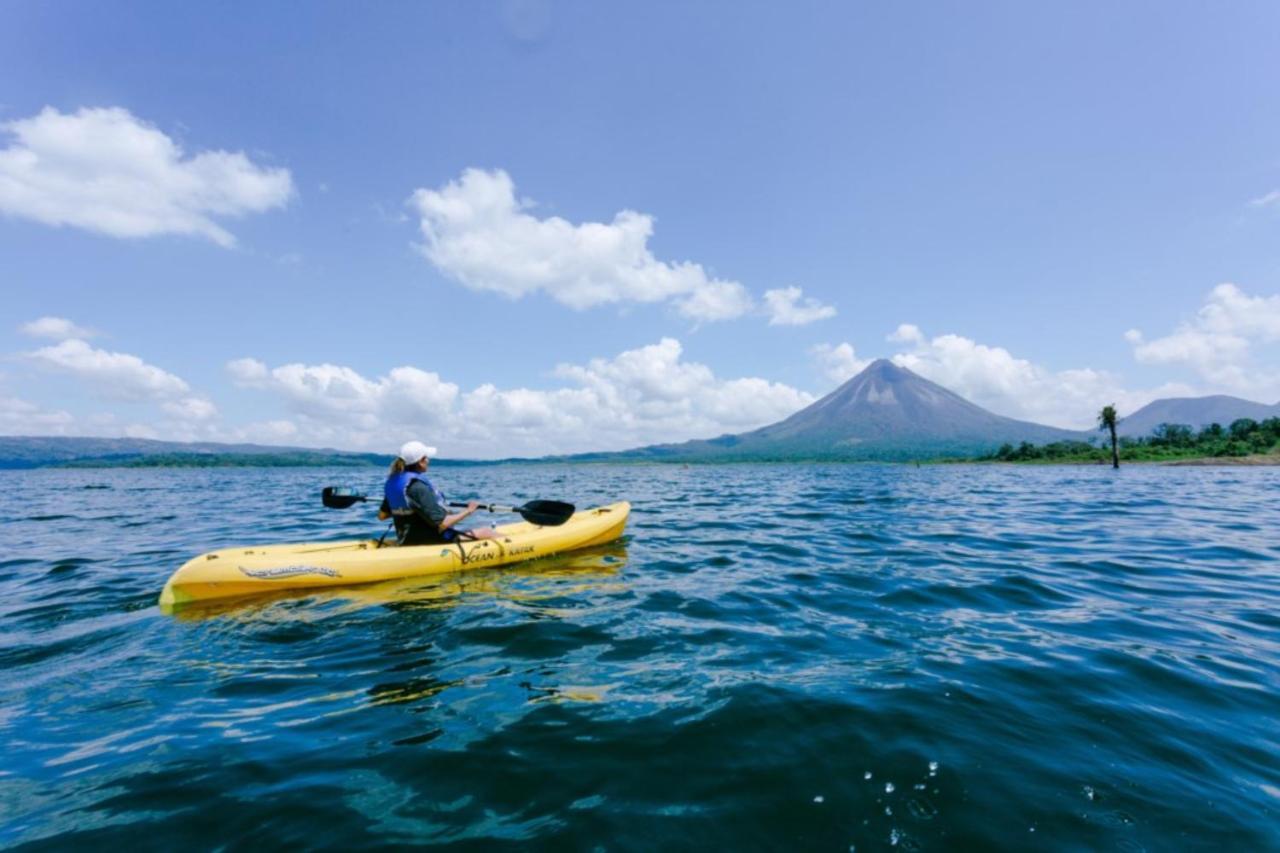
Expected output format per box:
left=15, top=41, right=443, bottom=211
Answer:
left=5, top=454, right=1278, bottom=469
left=967, top=455, right=1280, bottom=467
left=1161, top=454, right=1280, bottom=466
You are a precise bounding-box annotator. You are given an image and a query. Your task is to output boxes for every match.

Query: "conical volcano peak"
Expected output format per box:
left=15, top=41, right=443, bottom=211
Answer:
left=830, top=358, right=923, bottom=402
left=820, top=358, right=939, bottom=412
left=736, top=353, right=1078, bottom=452
left=865, top=357, right=903, bottom=373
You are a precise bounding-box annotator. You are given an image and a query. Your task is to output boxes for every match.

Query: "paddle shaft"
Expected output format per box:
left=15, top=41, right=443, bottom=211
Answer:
left=328, top=496, right=519, bottom=513
left=323, top=493, right=508, bottom=512
left=322, top=487, right=575, bottom=526
left=448, top=501, right=518, bottom=514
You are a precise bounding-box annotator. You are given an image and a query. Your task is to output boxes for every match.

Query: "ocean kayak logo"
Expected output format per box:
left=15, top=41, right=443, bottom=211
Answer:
left=238, top=565, right=341, bottom=579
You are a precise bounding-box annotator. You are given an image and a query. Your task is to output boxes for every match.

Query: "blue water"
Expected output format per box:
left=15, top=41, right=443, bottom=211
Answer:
left=1, top=464, right=1277, bottom=849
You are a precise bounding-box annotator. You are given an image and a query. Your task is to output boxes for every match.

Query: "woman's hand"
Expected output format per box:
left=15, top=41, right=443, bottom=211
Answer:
left=440, top=501, right=481, bottom=532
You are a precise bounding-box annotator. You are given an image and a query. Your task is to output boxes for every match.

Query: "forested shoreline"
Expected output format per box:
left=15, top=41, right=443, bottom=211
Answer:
left=982, top=418, right=1280, bottom=464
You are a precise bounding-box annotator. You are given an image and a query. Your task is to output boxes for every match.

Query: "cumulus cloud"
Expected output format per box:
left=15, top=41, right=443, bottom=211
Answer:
left=1125, top=283, right=1280, bottom=395
left=887, top=323, right=925, bottom=345
left=810, top=342, right=871, bottom=383
left=228, top=358, right=460, bottom=433
left=886, top=327, right=1192, bottom=428
left=228, top=338, right=812, bottom=456
left=5, top=333, right=206, bottom=437
left=19, top=316, right=95, bottom=340
left=552, top=338, right=813, bottom=434
left=26, top=338, right=191, bottom=401
left=0, top=106, right=293, bottom=247
left=409, top=168, right=753, bottom=322
left=0, top=396, right=74, bottom=435
left=763, top=286, right=836, bottom=326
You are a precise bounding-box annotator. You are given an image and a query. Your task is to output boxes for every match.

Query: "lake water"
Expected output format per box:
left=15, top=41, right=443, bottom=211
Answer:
left=1, top=463, right=1277, bottom=849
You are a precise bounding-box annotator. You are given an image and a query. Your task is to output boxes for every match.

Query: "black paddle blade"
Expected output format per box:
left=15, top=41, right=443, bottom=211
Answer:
left=322, top=486, right=368, bottom=509
left=517, top=500, right=575, bottom=526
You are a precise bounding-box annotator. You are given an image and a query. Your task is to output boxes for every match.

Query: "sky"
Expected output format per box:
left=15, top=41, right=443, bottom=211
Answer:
left=2, top=1, right=1279, bottom=458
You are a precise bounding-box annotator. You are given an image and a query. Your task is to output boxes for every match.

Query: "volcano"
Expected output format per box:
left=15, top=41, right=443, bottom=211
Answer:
left=586, top=359, right=1082, bottom=461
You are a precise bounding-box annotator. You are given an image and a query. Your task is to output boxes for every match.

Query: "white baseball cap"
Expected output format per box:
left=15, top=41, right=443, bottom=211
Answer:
left=398, top=440, right=437, bottom=464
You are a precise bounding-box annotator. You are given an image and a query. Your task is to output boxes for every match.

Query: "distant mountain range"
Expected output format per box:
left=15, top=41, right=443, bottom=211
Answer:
left=0, top=436, right=390, bottom=469
left=1117, top=395, right=1280, bottom=437
left=569, top=359, right=1082, bottom=462
left=4, top=365, right=1277, bottom=467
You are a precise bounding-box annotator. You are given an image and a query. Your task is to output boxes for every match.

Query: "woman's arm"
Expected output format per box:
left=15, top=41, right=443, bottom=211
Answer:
left=438, top=501, right=481, bottom=532
left=406, top=480, right=477, bottom=532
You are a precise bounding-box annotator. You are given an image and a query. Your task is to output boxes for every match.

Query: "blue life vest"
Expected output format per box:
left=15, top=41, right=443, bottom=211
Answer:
left=384, top=471, right=446, bottom=514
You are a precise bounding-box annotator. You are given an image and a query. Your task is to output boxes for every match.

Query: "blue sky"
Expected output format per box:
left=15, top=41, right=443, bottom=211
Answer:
left=3, top=1, right=1279, bottom=457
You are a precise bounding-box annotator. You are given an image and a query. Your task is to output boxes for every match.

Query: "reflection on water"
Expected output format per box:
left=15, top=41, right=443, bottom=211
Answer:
left=1, top=464, right=1278, bottom=849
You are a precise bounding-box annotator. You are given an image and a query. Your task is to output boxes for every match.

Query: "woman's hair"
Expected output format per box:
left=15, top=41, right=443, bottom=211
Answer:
left=387, top=457, right=405, bottom=476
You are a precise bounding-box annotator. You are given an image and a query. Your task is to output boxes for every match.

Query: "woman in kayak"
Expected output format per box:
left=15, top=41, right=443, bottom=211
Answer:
left=379, top=440, right=498, bottom=545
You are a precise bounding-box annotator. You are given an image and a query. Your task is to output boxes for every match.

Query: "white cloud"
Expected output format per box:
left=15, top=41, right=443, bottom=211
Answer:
left=1250, top=189, right=1280, bottom=207
left=26, top=338, right=190, bottom=401
left=763, top=286, right=836, bottom=326
left=228, top=338, right=812, bottom=457
left=888, top=327, right=1192, bottom=427
left=122, top=422, right=160, bottom=440
left=673, top=280, right=755, bottom=323
left=1125, top=283, right=1280, bottom=395
left=887, top=323, right=924, bottom=345
left=19, top=316, right=95, bottom=340
left=552, top=338, right=813, bottom=434
left=228, top=358, right=460, bottom=433
left=0, top=396, right=75, bottom=435
left=0, top=106, right=293, bottom=247
left=409, top=168, right=753, bottom=322
left=810, top=342, right=871, bottom=383
left=121, top=412, right=293, bottom=446
left=226, top=357, right=269, bottom=384
left=245, top=419, right=300, bottom=442
left=161, top=397, right=218, bottom=421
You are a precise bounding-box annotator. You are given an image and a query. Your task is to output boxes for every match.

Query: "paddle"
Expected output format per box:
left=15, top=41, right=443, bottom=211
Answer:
left=321, top=487, right=372, bottom=509
left=321, top=487, right=575, bottom=527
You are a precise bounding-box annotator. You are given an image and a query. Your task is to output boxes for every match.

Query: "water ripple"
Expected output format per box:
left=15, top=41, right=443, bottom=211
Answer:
left=0, top=464, right=1277, bottom=848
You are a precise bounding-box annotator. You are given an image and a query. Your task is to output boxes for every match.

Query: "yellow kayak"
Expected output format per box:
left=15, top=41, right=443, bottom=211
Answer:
left=158, top=501, right=630, bottom=610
